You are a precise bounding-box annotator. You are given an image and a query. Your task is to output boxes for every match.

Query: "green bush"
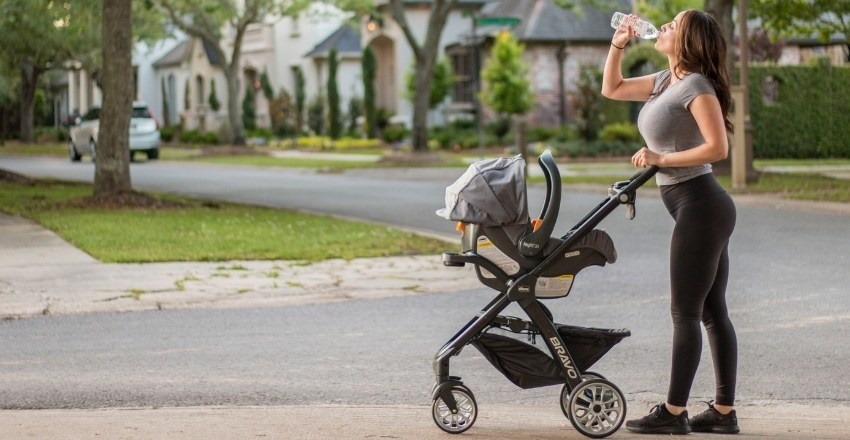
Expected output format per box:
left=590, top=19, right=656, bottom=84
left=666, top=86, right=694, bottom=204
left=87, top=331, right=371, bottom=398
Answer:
left=748, top=64, right=850, bottom=158
left=381, top=125, right=409, bottom=143
left=600, top=122, right=641, bottom=143
left=160, top=125, right=177, bottom=142
left=549, top=139, right=639, bottom=158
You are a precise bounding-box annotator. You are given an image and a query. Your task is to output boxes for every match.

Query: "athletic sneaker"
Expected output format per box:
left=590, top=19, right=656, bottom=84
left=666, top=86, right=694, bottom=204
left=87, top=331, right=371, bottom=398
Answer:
left=625, top=403, right=691, bottom=435
left=689, top=401, right=740, bottom=434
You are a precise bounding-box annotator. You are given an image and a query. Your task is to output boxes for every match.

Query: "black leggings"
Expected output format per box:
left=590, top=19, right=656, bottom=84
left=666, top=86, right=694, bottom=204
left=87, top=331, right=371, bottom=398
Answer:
left=660, top=173, right=737, bottom=407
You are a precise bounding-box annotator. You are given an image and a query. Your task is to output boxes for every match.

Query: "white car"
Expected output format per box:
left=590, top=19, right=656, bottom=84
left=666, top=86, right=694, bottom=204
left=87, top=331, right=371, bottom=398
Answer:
left=69, top=101, right=161, bottom=162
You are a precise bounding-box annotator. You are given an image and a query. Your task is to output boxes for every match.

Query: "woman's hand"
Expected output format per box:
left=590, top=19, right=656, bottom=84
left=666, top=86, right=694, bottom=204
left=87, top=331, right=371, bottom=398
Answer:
left=612, top=15, right=636, bottom=48
left=631, top=147, right=663, bottom=168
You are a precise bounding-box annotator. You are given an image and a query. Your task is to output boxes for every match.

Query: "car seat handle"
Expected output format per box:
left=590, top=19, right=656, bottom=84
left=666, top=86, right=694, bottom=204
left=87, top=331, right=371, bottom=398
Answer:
left=518, top=150, right=560, bottom=257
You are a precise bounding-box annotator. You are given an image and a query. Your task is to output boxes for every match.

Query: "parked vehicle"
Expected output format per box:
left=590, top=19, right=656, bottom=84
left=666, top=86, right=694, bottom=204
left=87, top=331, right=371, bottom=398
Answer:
left=69, top=101, right=161, bottom=162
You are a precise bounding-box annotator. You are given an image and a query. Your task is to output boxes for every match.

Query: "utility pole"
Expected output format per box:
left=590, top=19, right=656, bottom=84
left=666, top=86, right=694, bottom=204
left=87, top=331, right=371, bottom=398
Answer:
left=731, top=0, right=750, bottom=189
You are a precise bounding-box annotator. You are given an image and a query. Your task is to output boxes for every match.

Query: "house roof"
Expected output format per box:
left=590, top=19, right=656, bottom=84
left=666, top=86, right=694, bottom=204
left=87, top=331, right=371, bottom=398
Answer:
left=479, top=0, right=630, bottom=43
left=153, top=39, right=223, bottom=68
left=305, top=24, right=362, bottom=58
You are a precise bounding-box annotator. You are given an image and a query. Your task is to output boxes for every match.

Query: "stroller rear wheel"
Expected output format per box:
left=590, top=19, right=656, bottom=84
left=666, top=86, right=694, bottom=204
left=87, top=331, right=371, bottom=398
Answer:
left=559, top=371, right=606, bottom=418
left=432, top=386, right=478, bottom=434
left=564, top=378, right=626, bottom=438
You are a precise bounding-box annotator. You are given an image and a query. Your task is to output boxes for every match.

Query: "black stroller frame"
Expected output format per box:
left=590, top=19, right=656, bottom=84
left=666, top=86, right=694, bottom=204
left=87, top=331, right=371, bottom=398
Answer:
left=431, top=151, right=657, bottom=438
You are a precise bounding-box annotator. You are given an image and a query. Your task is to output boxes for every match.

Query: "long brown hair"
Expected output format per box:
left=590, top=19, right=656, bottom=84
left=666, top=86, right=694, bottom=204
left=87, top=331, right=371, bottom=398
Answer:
left=659, top=9, right=733, bottom=132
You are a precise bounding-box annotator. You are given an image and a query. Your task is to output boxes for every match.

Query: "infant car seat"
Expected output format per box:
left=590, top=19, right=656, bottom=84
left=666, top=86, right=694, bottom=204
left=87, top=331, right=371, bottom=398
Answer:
left=437, top=151, right=617, bottom=298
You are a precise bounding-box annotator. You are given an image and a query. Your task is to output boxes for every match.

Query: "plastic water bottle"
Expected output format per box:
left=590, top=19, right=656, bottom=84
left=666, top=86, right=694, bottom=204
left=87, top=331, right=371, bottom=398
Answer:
left=611, top=12, right=659, bottom=39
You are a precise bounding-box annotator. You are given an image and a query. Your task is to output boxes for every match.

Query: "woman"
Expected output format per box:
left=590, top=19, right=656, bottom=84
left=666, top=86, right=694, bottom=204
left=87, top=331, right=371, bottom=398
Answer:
left=601, top=9, right=740, bottom=435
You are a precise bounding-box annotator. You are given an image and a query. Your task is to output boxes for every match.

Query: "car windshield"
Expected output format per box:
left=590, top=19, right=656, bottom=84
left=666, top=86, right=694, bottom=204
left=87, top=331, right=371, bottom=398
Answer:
left=131, top=107, right=152, bottom=118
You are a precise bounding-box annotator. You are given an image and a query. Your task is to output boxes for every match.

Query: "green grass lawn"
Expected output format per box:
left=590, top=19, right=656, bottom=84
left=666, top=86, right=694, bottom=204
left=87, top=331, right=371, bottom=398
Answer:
left=0, top=180, right=449, bottom=263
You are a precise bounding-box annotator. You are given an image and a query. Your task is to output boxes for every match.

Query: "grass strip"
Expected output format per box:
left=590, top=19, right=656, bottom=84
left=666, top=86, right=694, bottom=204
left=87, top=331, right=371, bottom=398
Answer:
left=0, top=180, right=449, bottom=263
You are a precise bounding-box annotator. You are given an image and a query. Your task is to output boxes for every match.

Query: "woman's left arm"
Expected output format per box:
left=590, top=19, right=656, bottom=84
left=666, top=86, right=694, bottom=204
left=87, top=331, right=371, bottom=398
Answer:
left=636, top=94, right=729, bottom=168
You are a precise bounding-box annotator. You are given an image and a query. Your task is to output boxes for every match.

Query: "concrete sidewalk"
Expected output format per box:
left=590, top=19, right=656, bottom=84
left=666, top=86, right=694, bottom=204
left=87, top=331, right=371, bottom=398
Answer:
left=2, top=403, right=848, bottom=439
left=0, top=213, right=481, bottom=319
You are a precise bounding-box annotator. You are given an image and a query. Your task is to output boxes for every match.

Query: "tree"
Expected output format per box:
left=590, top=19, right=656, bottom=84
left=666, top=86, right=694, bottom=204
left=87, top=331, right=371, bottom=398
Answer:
left=327, top=49, right=342, bottom=139
left=405, top=58, right=453, bottom=109
left=480, top=31, right=533, bottom=162
left=292, top=66, right=306, bottom=135
left=751, top=0, right=850, bottom=46
left=208, top=79, right=221, bottom=112
left=0, top=0, right=100, bottom=143
left=151, top=0, right=312, bottom=146
left=242, top=86, right=257, bottom=131
left=95, top=0, right=133, bottom=197
left=361, top=47, right=377, bottom=138
left=388, top=0, right=457, bottom=152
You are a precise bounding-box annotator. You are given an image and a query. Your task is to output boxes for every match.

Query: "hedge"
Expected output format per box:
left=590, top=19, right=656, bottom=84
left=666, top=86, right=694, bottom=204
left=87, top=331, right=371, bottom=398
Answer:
left=748, top=63, right=850, bottom=158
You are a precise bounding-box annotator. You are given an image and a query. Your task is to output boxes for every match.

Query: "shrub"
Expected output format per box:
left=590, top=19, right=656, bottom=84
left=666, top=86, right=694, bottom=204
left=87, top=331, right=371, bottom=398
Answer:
left=600, top=122, right=641, bottom=143
left=382, top=125, right=409, bottom=143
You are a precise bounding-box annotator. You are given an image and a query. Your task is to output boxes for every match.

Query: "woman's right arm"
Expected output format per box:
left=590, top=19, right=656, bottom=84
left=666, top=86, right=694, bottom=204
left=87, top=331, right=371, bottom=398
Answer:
left=601, top=22, right=656, bottom=101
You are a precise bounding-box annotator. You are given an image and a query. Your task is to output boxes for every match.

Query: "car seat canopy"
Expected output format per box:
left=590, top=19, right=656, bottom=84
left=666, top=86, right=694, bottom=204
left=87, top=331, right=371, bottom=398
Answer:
left=436, top=154, right=528, bottom=227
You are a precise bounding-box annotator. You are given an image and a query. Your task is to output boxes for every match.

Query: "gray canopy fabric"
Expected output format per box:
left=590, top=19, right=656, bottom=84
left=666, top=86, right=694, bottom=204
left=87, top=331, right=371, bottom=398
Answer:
left=436, top=155, right=529, bottom=227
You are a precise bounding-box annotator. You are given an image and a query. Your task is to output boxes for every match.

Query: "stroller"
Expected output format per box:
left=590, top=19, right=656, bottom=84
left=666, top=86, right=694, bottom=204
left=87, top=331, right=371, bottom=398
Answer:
left=431, top=150, right=657, bottom=438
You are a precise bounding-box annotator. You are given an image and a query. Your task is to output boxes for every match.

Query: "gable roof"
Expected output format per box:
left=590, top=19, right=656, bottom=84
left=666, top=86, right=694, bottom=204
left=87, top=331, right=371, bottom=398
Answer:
left=305, top=24, right=362, bottom=58
left=153, top=39, right=223, bottom=68
left=479, top=0, right=630, bottom=43
left=153, top=40, right=191, bottom=68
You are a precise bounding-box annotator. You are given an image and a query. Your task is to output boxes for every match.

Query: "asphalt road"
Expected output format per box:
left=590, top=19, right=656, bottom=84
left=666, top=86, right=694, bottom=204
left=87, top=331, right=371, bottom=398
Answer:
left=1, top=156, right=849, bottom=410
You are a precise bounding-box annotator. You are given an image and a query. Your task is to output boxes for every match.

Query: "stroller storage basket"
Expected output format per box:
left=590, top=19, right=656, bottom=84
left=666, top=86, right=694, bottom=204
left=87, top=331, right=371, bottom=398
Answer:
left=472, top=325, right=630, bottom=389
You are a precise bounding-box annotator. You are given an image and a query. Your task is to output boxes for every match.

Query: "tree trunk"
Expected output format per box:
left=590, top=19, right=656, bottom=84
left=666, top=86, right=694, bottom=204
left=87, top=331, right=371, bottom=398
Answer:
left=225, top=61, right=245, bottom=146
left=19, top=59, right=39, bottom=143
left=94, top=0, right=133, bottom=196
left=390, top=0, right=456, bottom=152
left=411, top=56, right=437, bottom=152
left=705, top=0, right=735, bottom=76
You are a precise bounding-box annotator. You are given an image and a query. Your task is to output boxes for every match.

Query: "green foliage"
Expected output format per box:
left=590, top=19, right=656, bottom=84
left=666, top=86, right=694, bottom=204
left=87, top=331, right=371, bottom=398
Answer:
left=571, top=66, right=605, bottom=141
left=260, top=69, right=274, bottom=100
left=600, top=122, right=641, bottom=143
left=208, top=79, right=221, bottom=112
left=362, top=47, right=377, bottom=138
left=347, top=96, right=363, bottom=136
left=161, top=77, right=171, bottom=127
left=480, top=31, right=534, bottom=116
left=750, top=0, right=850, bottom=43
left=242, top=87, right=256, bottom=131
left=179, top=129, right=220, bottom=145
left=635, top=0, right=700, bottom=26
left=307, top=95, right=325, bottom=136
left=747, top=64, right=850, bottom=158
left=269, top=88, right=296, bottom=137
left=405, top=58, right=454, bottom=108
left=382, top=125, right=409, bottom=143
left=549, top=139, right=640, bottom=158
left=486, top=116, right=511, bottom=141
left=160, top=125, right=177, bottom=142
left=292, top=66, right=306, bottom=134
left=327, top=49, right=342, bottom=140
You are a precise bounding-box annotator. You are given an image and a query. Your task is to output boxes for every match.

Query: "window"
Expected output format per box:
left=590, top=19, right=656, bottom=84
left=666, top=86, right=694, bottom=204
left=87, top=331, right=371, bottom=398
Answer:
left=196, top=75, right=205, bottom=106
left=762, top=76, right=779, bottom=106
left=448, top=46, right=474, bottom=105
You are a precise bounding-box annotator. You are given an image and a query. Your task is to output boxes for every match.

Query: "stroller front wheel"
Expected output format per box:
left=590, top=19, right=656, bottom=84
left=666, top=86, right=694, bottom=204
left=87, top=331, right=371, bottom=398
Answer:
left=432, top=386, right=478, bottom=434
left=559, top=371, right=606, bottom=418
left=565, top=378, right=626, bottom=439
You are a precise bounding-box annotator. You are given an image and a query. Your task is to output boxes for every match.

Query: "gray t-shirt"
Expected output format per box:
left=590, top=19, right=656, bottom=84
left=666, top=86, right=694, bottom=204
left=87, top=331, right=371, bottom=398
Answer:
left=637, top=70, right=716, bottom=186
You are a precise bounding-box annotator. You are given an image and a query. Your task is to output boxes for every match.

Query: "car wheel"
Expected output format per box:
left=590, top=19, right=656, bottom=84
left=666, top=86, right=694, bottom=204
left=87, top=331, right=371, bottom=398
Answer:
left=69, top=141, right=82, bottom=162
left=146, top=148, right=159, bottom=160
left=129, top=150, right=136, bottom=162
left=89, top=139, right=97, bottom=162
